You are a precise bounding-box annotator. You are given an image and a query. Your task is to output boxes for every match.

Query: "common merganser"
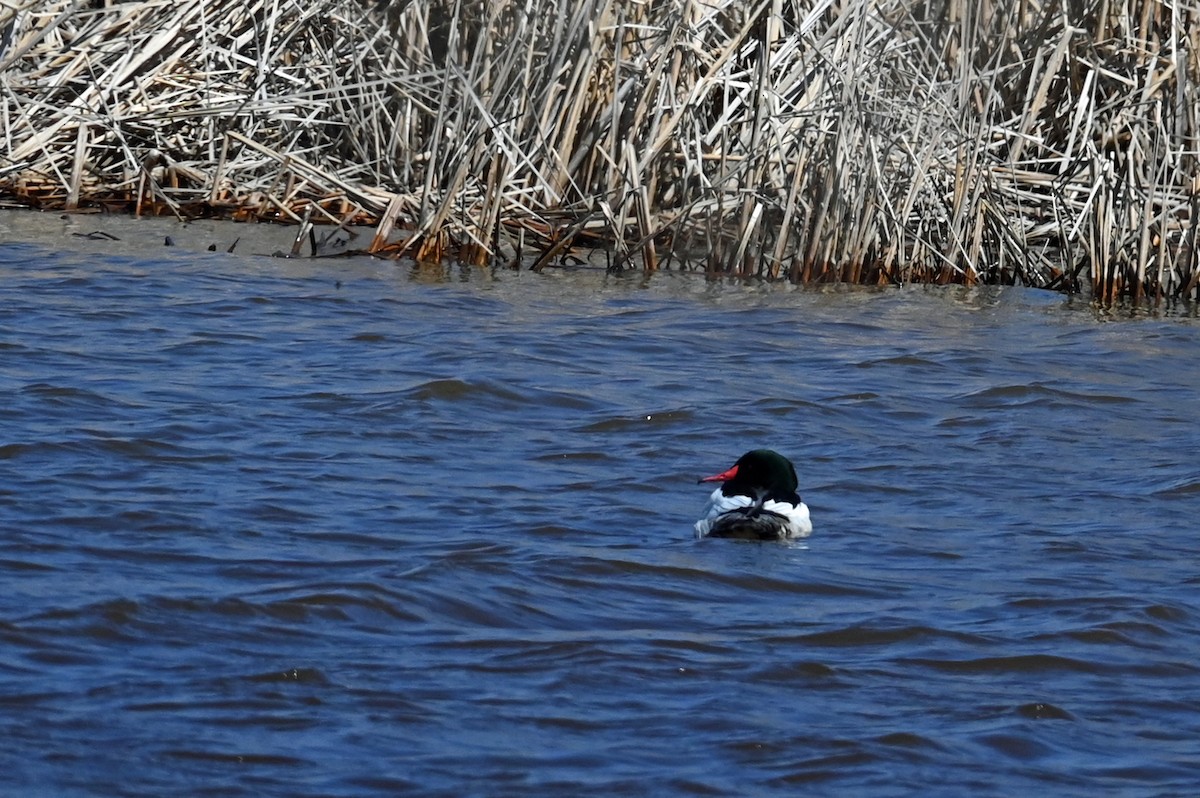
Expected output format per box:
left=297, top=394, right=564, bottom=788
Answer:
left=695, top=449, right=813, bottom=540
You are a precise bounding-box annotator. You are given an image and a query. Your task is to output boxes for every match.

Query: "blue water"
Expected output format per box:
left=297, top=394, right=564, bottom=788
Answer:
left=2, top=218, right=1199, bottom=796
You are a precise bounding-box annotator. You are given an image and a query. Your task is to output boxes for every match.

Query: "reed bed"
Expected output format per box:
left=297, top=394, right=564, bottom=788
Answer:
left=2, top=0, right=1198, bottom=300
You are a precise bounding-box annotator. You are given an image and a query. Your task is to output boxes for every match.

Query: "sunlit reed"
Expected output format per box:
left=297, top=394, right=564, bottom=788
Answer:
left=1, top=0, right=1196, bottom=300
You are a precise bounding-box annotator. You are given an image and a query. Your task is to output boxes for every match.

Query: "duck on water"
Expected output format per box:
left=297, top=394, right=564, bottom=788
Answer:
left=695, top=449, right=812, bottom=540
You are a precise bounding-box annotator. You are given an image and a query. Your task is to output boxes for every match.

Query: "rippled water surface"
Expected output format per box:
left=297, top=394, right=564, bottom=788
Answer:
left=2, top=216, right=1199, bottom=796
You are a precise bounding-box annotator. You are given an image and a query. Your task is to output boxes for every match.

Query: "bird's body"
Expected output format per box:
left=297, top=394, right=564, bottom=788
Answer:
left=695, top=450, right=812, bottom=540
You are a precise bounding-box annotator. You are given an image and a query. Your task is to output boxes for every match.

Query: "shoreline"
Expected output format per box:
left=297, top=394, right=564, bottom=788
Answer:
left=2, top=0, right=1197, bottom=301
left=8, top=206, right=1200, bottom=318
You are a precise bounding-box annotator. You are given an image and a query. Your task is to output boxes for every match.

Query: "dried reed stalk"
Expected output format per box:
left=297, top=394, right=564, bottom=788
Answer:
left=1, top=0, right=1198, bottom=300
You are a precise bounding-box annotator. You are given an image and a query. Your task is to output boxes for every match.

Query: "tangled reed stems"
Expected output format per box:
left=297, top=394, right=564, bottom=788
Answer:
left=2, top=0, right=1198, bottom=301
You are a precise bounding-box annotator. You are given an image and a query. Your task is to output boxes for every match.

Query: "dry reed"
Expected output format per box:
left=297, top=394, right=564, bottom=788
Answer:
left=2, top=0, right=1198, bottom=301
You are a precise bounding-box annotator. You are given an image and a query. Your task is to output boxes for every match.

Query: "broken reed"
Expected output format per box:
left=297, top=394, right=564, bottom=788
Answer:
left=1, top=0, right=1198, bottom=301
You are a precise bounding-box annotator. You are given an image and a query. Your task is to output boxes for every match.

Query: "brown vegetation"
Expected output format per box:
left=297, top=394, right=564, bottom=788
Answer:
left=1, top=0, right=1198, bottom=301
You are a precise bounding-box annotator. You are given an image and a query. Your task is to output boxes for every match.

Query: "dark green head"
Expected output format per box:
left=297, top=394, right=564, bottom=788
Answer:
left=699, top=449, right=800, bottom=499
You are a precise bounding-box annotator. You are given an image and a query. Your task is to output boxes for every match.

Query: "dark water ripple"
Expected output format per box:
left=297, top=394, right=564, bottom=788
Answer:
left=2, top=230, right=1200, bottom=796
